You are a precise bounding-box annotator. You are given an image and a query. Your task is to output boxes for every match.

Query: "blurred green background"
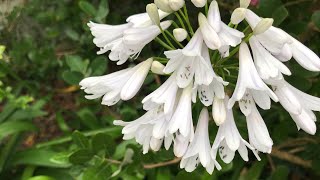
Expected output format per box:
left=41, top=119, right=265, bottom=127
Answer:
left=0, top=0, right=320, bottom=179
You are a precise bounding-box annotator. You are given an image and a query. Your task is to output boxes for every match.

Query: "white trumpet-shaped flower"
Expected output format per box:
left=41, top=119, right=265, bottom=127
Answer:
left=113, top=104, right=172, bottom=154
left=249, top=36, right=291, bottom=80
left=168, top=83, right=194, bottom=140
left=88, top=11, right=170, bottom=65
left=268, top=78, right=319, bottom=135
left=191, top=0, right=207, bottom=8
left=180, top=108, right=221, bottom=174
left=142, top=73, right=179, bottom=114
left=212, top=97, right=260, bottom=163
left=199, top=1, right=245, bottom=57
left=246, top=105, right=274, bottom=153
left=228, top=43, right=278, bottom=109
left=212, top=97, right=227, bottom=126
left=80, top=58, right=153, bottom=106
left=163, top=30, right=215, bottom=88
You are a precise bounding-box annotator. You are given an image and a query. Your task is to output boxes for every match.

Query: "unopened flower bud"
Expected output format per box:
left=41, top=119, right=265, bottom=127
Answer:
left=231, top=8, right=247, bottom=24
left=154, top=0, right=173, bottom=13
left=212, top=97, right=226, bottom=126
left=151, top=61, right=165, bottom=75
left=240, top=0, right=251, bottom=8
left=146, top=3, right=160, bottom=27
left=191, top=0, right=207, bottom=8
left=168, top=0, right=185, bottom=11
left=173, top=28, right=188, bottom=42
left=253, top=18, right=274, bottom=35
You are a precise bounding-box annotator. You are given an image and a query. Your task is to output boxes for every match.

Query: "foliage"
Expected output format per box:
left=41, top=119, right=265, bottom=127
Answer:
left=0, top=0, right=319, bottom=179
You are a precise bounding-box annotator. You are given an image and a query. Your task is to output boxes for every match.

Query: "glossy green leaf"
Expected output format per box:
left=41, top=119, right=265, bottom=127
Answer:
left=65, top=55, right=89, bottom=74
left=72, top=131, right=90, bottom=148
left=90, top=57, right=107, bottom=76
left=76, top=108, right=99, bottom=129
left=69, top=149, right=94, bottom=164
left=272, top=6, right=289, bottom=26
left=82, top=161, right=112, bottom=180
left=0, top=121, right=37, bottom=139
left=79, top=1, right=96, bottom=17
left=62, top=71, right=83, bottom=85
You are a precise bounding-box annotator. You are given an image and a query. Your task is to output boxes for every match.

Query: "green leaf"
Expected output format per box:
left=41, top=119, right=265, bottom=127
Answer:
left=69, top=149, right=94, bottom=164
left=95, top=0, right=109, bottom=22
left=65, top=29, right=80, bottom=41
left=269, top=166, right=289, bottom=180
left=0, top=121, right=37, bottom=140
left=79, top=1, right=97, bottom=17
left=272, top=6, right=289, bottom=26
left=91, top=133, right=109, bottom=153
left=76, top=108, right=99, bottom=129
left=65, top=55, right=89, bottom=74
left=240, top=158, right=267, bottom=180
left=312, top=11, right=320, bottom=29
left=26, top=176, right=56, bottom=180
left=90, top=57, right=107, bottom=76
left=82, top=161, right=112, bottom=180
left=62, top=71, right=83, bottom=85
left=72, top=131, right=90, bottom=148
left=9, top=149, right=71, bottom=168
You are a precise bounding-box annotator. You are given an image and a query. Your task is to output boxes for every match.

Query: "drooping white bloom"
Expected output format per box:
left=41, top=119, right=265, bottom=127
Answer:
left=173, top=28, right=188, bottom=42
left=168, top=83, right=194, bottom=140
left=246, top=105, right=274, bottom=153
left=249, top=36, right=291, bottom=80
left=231, top=8, right=247, bottom=25
left=191, top=0, right=207, bottom=8
left=180, top=108, right=221, bottom=174
left=252, top=18, right=274, bottom=35
left=212, top=97, right=227, bottom=125
left=113, top=104, right=172, bottom=154
left=228, top=43, right=278, bottom=109
left=163, top=30, right=215, bottom=88
left=212, top=97, right=260, bottom=163
left=146, top=3, right=161, bottom=26
left=199, top=1, right=245, bottom=57
left=88, top=11, right=170, bottom=65
left=80, top=58, right=153, bottom=106
left=173, top=132, right=190, bottom=157
left=154, top=0, right=174, bottom=13
left=240, top=0, right=251, bottom=8
left=142, top=73, right=179, bottom=114
left=267, top=78, right=318, bottom=135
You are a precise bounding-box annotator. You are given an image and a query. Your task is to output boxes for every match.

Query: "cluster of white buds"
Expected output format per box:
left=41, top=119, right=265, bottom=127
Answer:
left=80, top=0, right=320, bottom=173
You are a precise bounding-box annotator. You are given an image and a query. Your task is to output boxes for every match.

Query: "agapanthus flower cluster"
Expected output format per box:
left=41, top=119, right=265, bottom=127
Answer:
left=80, top=0, right=320, bottom=173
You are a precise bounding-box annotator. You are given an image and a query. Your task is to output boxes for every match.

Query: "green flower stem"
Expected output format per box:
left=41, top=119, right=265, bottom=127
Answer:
left=35, top=127, right=121, bottom=148
left=21, top=166, right=36, bottom=180
left=228, top=22, right=234, bottom=27
left=160, top=27, right=176, bottom=49
left=155, top=37, right=174, bottom=50
left=172, top=21, right=180, bottom=29
left=216, top=33, right=253, bottom=66
left=179, top=7, right=194, bottom=36
left=164, top=30, right=184, bottom=48
left=174, top=12, right=187, bottom=31
left=205, top=2, right=209, bottom=15
left=153, top=57, right=169, bottom=63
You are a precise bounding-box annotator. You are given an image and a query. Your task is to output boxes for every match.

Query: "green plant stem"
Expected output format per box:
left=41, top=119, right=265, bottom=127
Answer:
left=35, top=127, right=121, bottom=148
left=172, top=21, right=180, bottom=29
left=164, top=30, right=184, bottom=48
left=21, top=166, right=36, bottom=180
left=155, top=37, right=174, bottom=50
left=0, top=133, right=20, bottom=172
left=205, top=2, right=209, bottom=15
left=174, top=12, right=191, bottom=40
left=179, top=8, right=194, bottom=36
left=153, top=57, right=169, bottom=63
left=160, top=27, right=176, bottom=49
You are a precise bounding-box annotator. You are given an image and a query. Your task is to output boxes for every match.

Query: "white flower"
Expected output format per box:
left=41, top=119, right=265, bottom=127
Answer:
left=113, top=105, right=172, bottom=154
left=88, top=11, right=170, bottom=65
left=173, top=28, right=188, bottom=42
left=245, top=9, right=291, bottom=54
left=142, top=73, right=179, bottom=114
left=146, top=3, right=161, bottom=26
left=249, top=36, right=291, bottom=80
left=268, top=79, right=318, bottom=135
left=155, top=0, right=174, bottom=13
left=246, top=105, right=273, bottom=153
left=252, top=18, right=274, bottom=35
left=180, top=108, right=221, bottom=174
left=228, top=42, right=278, bottom=109
left=163, top=30, right=215, bottom=88
left=212, top=98, right=260, bottom=163
left=80, top=58, right=153, bottom=106
left=212, top=97, right=227, bottom=125
left=191, top=0, right=207, bottom=8
left=240, top=0, right=251, bottom=8
left=150, top=61, right=165, bottom=75
left=168, top=0, right=185, bottom=11
left=199, top=1, right=245, bottom=57
left=168, top=83, right=194, bottom=139
left=173, top=132, right=190, bottom=157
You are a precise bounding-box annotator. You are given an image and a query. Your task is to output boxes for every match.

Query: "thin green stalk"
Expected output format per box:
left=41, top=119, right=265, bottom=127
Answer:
left=228, top=22, right=234, bottom=27
left=164, top=30, right=184, bottom=48
left=160, top=27, right=175, bottom=49
left=172, top=21, right=180, bottom=29
left=155, top=37, right=174, bottom=50
left=205, top=2, right=209, bottom=15
left=179, top=8, right=194, bottom=36
left=153, top=57, right=169, bottom=63
left=35, top=127, right=121, bottom=148
left=174, top=12, right=191, bottom=40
